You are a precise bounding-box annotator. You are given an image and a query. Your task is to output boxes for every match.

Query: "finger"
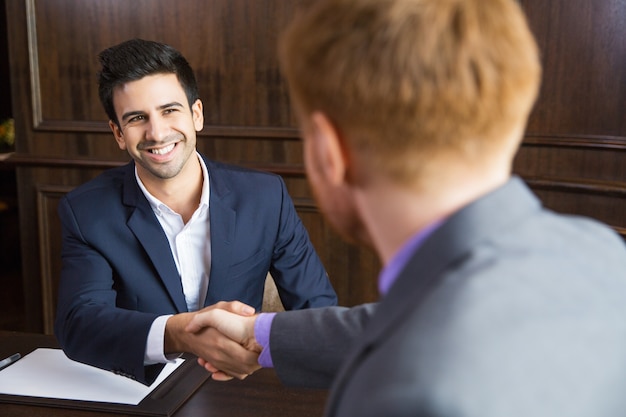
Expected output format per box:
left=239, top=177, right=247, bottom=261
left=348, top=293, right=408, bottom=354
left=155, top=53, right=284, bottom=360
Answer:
left=187, top=309, right=255, bottom=344
left=198, top=356, right=250, bottom=381
left=211, top=300, right=256, bottom=316
left=197, top=357, right=211, bottom=369
left=197, top=359, right=239, bottom=381
left=194, top=328, right=262, bottom=376
left=186, top=305, right=255, bottom=335
left=185, top=309, right=221, bottom=333
left=198, top=358, right=220, bottom=374
left=193, top=326, right=260, bottom=379
left=211, top=371, right=236, bottom=381
left=203, top=359, right=248, bottom=380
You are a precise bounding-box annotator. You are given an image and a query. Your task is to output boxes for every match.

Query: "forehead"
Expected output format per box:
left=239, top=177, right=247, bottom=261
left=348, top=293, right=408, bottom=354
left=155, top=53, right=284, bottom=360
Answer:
left=112, top=73, right=187, bottom=111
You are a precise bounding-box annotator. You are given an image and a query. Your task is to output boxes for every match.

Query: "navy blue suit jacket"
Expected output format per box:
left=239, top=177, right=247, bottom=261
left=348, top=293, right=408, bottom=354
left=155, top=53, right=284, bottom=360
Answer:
left=54, top=155, right=336, bottom=384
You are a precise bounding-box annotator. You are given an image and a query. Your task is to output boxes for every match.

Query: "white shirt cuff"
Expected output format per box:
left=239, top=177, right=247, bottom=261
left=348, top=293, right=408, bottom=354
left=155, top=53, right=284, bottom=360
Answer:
left=144, top=314, right=178, bottom=364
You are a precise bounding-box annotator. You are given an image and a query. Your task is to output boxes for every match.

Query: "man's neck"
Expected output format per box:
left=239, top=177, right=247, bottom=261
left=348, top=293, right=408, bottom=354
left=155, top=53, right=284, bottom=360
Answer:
left=356, top=167, right=511, bottom=266
left=139, top=156, right=203, bottom=223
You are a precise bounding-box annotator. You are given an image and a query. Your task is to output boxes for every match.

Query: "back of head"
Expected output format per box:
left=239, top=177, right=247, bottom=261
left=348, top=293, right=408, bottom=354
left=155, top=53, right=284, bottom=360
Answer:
left=279, top=0, right=541, bottom=186
left=97, top=38, right=200, bottom=127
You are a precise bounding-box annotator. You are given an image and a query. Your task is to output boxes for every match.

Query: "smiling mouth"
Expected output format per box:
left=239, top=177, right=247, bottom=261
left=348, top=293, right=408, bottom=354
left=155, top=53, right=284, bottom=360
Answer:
left=149, top=143, right=176, bottom=155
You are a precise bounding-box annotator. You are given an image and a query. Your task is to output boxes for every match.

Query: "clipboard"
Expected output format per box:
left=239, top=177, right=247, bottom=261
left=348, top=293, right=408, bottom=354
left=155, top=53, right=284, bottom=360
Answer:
left=0, top=348, right=210, bottom=416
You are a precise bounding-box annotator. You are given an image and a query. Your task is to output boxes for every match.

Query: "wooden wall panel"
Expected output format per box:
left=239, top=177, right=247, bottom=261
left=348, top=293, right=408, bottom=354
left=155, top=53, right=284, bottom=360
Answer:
left=5, top=0, right=626, bottom=332
left=515, top=0, right=626, bottom=236
left=520, top=0, right=626, bottom=137
left=36, top=185, right=69, bottom=334
left=29, top=0, right=298, bottom=131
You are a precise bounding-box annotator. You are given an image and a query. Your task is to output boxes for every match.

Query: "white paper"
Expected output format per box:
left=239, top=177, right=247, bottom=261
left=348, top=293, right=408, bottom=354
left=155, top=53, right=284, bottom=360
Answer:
left=0, top=348, right=183, bottom=405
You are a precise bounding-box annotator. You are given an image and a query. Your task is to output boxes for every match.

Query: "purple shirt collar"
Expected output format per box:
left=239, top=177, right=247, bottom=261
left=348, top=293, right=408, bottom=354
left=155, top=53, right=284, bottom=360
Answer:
left=378, top=220, right=443, bottom=295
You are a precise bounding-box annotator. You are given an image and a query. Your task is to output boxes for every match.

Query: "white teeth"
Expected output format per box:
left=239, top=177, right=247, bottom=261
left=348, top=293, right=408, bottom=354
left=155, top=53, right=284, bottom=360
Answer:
left=150, top=143, right=175, bottom=155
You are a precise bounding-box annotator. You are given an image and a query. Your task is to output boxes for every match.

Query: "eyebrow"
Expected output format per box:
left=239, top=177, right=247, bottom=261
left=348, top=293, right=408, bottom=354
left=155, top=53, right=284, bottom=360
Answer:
left=120, top=102, right=185, bottom=123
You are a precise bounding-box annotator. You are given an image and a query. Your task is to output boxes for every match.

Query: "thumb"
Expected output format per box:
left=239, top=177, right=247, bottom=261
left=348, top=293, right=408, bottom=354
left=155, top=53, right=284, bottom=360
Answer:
left=185, top=309, right=222, bottom=333
left=220, top=300, right=256, bottom=316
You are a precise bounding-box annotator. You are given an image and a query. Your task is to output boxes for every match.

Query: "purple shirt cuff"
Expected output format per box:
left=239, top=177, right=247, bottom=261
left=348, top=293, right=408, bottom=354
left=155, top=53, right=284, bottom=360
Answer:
left=254, top=312, right=276, bottom=368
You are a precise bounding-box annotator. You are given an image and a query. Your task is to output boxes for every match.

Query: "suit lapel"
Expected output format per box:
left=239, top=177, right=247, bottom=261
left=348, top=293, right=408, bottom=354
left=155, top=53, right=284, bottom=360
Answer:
left=325, top=177, right=542, bottom=416
left=324, top=230, right=456, bottom=416
left=203, top=159, right=236, bottom=307
left=122, top=162, right=188, bottom=313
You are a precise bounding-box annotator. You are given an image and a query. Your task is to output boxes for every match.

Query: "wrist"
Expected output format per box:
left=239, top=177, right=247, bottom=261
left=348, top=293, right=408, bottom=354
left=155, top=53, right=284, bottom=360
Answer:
left=164, top=313, right=193, bottom=354
left=244, top=315, right=262, bottom=352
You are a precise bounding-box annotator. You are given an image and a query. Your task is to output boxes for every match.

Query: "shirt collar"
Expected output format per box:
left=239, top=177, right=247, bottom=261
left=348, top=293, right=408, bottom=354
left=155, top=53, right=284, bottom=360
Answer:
left=378, top=220, right=443, bottom=296
left=135, top=152, right=210, bottom=214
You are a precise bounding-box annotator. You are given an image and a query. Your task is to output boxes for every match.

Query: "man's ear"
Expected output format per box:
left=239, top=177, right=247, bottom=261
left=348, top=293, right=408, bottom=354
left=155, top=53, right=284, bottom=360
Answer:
left=192, top=99, right=204, bottom=132
left=109, top=120, right=126, bottom=150
left=309, top=111, right=350, bottom=186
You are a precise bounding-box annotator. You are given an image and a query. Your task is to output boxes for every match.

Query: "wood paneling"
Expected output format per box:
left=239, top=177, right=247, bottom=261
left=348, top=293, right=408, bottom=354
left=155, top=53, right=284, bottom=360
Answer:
left=515, top=0, right=626, bottom=236
left=35, top=185, right=69, bottom=334
left=28, top=0, right=298, bottom=132
left=520, top=0, right=626, bottom=137
left=4, top=0, right=625, bottom=332
left=0, top=0, right=10, bottom=119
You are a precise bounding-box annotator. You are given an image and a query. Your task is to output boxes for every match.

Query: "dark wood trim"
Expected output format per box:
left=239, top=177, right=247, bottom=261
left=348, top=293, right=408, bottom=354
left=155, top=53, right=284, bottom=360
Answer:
left=525, top=176, right=626, bottom=197
left=524, top=176, right=626, bottom=238
left=1, top=153, right=308, bottom=177
left=292, top=197, right=318, bottom=211
left=197, top=126, right=300, bottom=140
left=24, top=1, right=299, bottom=142
left=523, top=134, right=626, bottom=150
left=33, top=119, right=301, bottom=140
left=25, top=0, right=41, bottom=129
left=36, top=184, right=74, bottom=334
left=3, top=153, right=125, bottom=169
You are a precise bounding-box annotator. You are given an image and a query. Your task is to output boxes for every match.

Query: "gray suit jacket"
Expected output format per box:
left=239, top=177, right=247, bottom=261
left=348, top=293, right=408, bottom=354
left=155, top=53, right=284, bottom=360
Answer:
left=270, top=177, right=626, bottom=417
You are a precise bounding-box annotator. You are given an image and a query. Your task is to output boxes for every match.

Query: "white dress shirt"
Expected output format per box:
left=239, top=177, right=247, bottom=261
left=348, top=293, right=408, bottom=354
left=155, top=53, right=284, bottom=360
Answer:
left=135, top=153, right=211, bottom=362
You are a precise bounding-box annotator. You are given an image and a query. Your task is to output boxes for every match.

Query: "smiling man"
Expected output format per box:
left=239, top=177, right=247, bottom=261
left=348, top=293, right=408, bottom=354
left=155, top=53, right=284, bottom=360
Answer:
left=54, top=38, right=337, bottom=385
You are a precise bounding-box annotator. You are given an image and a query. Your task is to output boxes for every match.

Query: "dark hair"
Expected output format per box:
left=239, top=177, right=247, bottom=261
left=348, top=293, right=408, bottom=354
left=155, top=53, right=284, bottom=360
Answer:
left=97, top=38, right=200, bottom=127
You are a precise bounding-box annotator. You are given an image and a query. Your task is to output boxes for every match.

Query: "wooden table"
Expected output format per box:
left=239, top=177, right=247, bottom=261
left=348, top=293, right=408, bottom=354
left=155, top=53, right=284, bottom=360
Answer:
left=0, top=331, right=328, bottom=417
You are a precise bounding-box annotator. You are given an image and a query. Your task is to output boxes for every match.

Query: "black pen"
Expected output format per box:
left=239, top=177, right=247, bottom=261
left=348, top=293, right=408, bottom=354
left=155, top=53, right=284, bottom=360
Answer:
left=0, top=353, right=21, bottom=370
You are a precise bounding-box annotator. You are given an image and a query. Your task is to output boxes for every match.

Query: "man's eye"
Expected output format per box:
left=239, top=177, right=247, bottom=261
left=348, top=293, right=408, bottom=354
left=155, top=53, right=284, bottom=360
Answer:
left=163, top=108, right=177, bottom=115
left=128, top=115, right=145, bottom=123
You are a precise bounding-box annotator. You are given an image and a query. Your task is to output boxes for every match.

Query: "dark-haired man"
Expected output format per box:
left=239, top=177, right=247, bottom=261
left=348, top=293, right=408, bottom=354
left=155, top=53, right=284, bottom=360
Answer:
left=54, top=38, right=337, bottom=385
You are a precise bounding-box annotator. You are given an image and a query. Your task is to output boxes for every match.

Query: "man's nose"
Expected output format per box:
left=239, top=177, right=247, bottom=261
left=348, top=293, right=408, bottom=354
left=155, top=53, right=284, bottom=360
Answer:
left=145, top=116, right=169, bottom=141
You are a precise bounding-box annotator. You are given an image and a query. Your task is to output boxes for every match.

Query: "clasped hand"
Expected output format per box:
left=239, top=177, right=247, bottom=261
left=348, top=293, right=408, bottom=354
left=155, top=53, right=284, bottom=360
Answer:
left=167, top=301, right=262, bottom=381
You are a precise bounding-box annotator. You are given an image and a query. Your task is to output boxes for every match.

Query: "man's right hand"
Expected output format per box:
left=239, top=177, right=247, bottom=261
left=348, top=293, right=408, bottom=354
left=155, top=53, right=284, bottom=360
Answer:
left=185, top=307, right=261, bottom=380
left=164, top=301, right=260, bottom=380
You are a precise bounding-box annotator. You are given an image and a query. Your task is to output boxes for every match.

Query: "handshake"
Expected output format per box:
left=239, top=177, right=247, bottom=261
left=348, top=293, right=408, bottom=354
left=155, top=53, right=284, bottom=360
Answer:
left=165, top=301, right=264, bottom=381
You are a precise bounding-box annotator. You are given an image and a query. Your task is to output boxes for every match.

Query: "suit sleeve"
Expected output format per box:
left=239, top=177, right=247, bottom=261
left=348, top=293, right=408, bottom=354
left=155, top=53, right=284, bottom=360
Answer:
left=269, top=176, right=338, bottom=309
left=270, top=303, right=376, bottom=388
left=54, top=196, right=161, bottom=385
